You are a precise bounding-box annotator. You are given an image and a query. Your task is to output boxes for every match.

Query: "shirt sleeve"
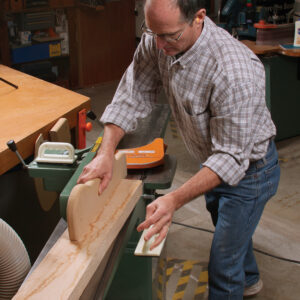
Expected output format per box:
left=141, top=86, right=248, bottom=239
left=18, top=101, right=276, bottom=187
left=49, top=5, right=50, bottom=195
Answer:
left=100, top=34, right=162, bottom=132
left=203, top=81, right=259, bottom=186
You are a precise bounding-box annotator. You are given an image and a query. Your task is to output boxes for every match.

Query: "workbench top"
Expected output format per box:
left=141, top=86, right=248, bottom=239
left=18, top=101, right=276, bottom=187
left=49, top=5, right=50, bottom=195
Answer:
left=0, top=65, right=90, bottom=175
left=242, top=40, right=300, bottom=57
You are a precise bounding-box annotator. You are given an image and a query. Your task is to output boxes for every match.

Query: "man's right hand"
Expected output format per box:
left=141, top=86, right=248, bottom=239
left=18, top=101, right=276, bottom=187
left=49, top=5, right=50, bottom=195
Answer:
left=77, top=152, right=114, bottom=195
left=77, top=123, right=125, bottom=195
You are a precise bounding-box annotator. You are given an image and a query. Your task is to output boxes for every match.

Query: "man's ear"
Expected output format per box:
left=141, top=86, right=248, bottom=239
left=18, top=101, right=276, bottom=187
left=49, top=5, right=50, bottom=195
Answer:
left=194, top=9, right=206, bottom=24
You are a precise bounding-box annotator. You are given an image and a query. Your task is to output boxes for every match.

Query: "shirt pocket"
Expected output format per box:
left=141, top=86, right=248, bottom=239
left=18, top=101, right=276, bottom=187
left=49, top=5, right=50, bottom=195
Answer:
left=184, top=100, right=211, bottom=135
left=181, top=100, right=212, bottom=158
left=182, top=99, right=208, bottom=116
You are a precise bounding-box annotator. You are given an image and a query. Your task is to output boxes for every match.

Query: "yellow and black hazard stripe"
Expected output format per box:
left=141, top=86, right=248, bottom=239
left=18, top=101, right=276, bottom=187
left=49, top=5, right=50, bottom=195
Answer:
left=166, top=258, right=185, bottom=282
left=172, top=260, right=196, bottom=300
left=194, top=270, right=208, bottom=299
left=155, top=258, right=166, bottom=300
left=155, top=258, right=208, bottom=300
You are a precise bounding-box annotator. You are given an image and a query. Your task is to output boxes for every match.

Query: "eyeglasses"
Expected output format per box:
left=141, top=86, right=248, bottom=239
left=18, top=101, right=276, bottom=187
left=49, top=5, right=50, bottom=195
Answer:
left=141, top=21, right=187, bottom=43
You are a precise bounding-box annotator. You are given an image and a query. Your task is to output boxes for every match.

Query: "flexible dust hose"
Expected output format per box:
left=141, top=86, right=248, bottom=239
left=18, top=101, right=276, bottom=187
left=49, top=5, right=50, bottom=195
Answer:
left=0, top=219, right=31, bottom=299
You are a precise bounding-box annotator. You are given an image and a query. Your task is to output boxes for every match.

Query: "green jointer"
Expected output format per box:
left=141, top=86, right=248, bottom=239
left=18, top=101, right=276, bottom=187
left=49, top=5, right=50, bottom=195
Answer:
left=27, top=104, right=176, bottom=299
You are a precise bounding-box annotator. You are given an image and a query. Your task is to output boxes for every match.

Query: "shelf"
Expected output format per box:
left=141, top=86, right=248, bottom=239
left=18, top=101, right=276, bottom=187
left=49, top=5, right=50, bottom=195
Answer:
left=32, top=36, right=63, bottom=43
left=79, top=3, right=104, bottom=11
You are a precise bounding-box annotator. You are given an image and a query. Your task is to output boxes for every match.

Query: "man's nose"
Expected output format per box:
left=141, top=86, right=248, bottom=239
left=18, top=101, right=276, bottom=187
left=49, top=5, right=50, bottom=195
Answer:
left=155, top=36, right=168, bottom=49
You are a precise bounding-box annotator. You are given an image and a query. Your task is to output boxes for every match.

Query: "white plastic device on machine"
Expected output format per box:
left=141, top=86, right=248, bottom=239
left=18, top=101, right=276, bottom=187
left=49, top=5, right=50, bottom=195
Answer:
left=35, top=142, right=77, bottom=164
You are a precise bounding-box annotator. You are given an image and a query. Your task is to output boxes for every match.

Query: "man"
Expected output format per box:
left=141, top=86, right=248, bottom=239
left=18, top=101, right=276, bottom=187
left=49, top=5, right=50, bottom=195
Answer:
left=78, top=0, right=280, bottom=299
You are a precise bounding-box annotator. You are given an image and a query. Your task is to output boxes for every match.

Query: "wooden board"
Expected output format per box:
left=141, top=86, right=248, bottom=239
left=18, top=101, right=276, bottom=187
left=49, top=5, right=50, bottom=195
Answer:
left=49, top=117, right=71, bottom=144
left=0, top=65, right=90, bottom=175
left=67, top=152, right=127, bottom=241
left=13, top=153, right=142, bottom=299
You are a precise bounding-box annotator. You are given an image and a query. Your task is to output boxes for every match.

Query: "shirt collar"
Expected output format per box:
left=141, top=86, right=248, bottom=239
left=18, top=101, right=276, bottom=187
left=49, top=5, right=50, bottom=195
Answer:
left=172, top=16, right=213, bottom=67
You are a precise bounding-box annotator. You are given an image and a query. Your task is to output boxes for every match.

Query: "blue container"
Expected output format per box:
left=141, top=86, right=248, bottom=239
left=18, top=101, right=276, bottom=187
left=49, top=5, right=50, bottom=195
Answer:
left=11, top=42, right=60, bottom=64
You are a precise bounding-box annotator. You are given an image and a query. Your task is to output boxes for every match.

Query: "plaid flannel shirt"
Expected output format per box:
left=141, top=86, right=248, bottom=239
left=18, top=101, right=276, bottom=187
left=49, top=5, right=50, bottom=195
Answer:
left=101, top=17, right=276, bottom=186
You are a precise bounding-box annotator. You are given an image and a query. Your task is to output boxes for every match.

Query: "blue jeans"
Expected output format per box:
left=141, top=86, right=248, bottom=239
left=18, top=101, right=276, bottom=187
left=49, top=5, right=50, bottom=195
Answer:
left=205, top=140, right=280, bottom=299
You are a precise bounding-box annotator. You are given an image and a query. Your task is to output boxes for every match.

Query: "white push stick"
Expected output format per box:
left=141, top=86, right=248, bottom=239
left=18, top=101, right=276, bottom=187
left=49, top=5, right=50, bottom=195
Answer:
left=134, top=225, right=167, bottom=257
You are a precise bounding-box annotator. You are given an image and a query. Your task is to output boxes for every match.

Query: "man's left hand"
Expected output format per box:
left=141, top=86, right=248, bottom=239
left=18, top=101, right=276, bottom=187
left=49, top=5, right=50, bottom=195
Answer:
left=137, top=194, right=177, bottom=250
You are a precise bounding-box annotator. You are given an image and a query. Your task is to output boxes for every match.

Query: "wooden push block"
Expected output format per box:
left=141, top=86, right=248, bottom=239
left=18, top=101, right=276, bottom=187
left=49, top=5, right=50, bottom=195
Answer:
left=67, top=152, right=129, bottom=241
left=13, top=153, right=142, bottom=299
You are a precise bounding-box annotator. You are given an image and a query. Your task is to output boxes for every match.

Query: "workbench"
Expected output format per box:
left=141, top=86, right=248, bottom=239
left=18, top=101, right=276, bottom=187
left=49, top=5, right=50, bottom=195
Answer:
left=0, top=64, right=90, bottom=261
left=242, top=41, right=300, bottom=141
left=0, top=64, right=90, bottom=175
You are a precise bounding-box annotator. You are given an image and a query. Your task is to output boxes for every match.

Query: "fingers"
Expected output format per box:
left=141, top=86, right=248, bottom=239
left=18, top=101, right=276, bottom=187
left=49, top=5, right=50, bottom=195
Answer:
left=76, top=157, right=113, bottom=195
left=77, top=169, right=85, bottom=184
left=137, top=212, right=171, bottom=251
left=142, top=204, right=158, bottom=229
left=98, top=175, right=111, bottom=195
left=150, top=224, right=169, bottom=250
left=136, top=220, right=148, bottom=232
left=77, top=165, right=94, bottom=184
left=144, top=214, right=171, bottom=241
left=137, top=203, right=158, bottom=232
left=100, top=175, right=111, bottom=190
left=145, top=202, right=157, bottom=220
left=137, top=195, right=176, bottom=250
left=77, top=173, right=88, bottom=184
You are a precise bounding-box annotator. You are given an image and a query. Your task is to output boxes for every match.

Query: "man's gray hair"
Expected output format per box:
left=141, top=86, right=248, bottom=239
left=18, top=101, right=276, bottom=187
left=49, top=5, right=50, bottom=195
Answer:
left=173, top=0, right=206, bottom=22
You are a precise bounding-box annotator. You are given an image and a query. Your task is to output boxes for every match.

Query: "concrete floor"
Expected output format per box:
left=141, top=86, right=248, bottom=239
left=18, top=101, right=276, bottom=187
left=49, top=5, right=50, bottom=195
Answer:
left=79, top=82, right=300, bottom=300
